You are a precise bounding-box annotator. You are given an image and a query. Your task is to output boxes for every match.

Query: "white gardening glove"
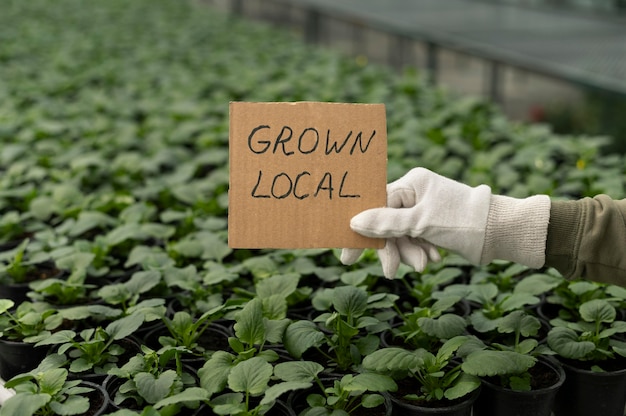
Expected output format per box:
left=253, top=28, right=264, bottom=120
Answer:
left=341, top=236, right=441, bottom=279
left=342, top=168, right=551, bottom=277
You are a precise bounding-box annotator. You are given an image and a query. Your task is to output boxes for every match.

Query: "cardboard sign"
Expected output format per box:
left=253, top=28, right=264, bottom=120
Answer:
left=228, top=101, right=387, bottom=249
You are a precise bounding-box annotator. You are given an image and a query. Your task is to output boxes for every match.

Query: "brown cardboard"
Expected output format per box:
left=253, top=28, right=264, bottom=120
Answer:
left=228, top=101, right=387, bottom=249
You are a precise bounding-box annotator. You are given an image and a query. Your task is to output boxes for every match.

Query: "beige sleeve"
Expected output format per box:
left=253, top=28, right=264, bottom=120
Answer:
left=545, top=195, right=626, bottom=286
left=481, top=194, right=550, bottom=268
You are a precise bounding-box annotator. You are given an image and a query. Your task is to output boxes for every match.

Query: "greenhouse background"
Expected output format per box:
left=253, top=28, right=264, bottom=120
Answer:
left=2, top=0, right=626, bottom=415
left=213, top=0, right=626, bottom=153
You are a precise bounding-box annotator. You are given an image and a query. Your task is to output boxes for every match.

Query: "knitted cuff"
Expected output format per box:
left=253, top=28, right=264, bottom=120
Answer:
left=480, top=194, right=551, bottom=268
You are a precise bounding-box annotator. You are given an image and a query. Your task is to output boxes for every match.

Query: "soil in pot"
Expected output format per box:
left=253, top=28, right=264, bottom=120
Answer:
left=473, top=357, right=565, bottom=416
left=388, top=378, right=479, bottom=416
left=553, top=357, right=626, bottom=416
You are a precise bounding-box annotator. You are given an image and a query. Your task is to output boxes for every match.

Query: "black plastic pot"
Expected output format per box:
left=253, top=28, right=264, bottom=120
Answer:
left=472, top=357, right=565, bottom=416
left=80, top=380, right=110, bottom=416
left=553, top=358, right=626, bottom=416
left=388, top=387, right=480, bottom=416
left=0, top=338, right=49, bottom=380
left=0, top=282, right=31, bottom=305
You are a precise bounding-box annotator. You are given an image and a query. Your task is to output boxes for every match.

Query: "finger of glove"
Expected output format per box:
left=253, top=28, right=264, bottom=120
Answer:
left=340, top=248, right=364, bottom=265
left=425, top=242, right=442, bottom=263
left=396, top=237, right=441, bottom=272
left=377, top=239, right=401, bottom=279
left=350, top=207, right=419, bottom=239
left=396, top=237, right=428, bottom=272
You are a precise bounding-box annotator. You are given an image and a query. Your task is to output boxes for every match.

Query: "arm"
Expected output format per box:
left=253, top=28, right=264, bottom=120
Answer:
left=546, top=195, right=626, bottom=286
left=342, top=168, right=626, bottom=288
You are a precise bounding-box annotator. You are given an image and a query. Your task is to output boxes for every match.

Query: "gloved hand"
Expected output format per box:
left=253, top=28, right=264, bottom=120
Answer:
left=341, top=168, right=551, bottom=278
left=341, top=237, right=441, bottom=279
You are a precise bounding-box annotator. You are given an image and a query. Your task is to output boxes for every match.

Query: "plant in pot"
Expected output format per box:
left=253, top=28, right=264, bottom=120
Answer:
left=225, top=295, right=291, bottom=364
left=200, top=357, right=313, bottom=416
left=398, top=266, right=464, bottom=308
left=283, top=285, right=395, bottom=373
left=162, top=264, right=229, bottom=316
left=27, top=252, right=98, bottom=306
left=442, top=281, right=541, bottom=343
left=538, top=277, right=626, bottom=322
left=546, top=298, right=626, bottom=416
left=0, top=299, right=65, bottom=380
left=0, top=238, right=60, bottom=303
left=144, top=303, right=237, bottom=370
left=33, top=312, right=145, bottom=382
left=276, top=359, right=397, bottom=416
left=104, top=343, right=201, bottom=415
left=459, top=310, right=564, bottom=416
left=385, top=294, right=467, bottom=351
left=0, top=354, right=108, bottom=416
left=467, top=261, right=530, bottom=292
left=95, top=269, right=168, bottom=334
left=362, top=335, right=481, bottom=415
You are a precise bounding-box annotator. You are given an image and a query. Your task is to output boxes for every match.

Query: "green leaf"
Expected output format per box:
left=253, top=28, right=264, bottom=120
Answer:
left=497, top=311, right=541, bottom=337
left=513, top=273, right=563, bottom=296
left=362, top=347, right=422, bottom=373
left=260, top=381, right=312, bottom=406
left=0, top=299, right=14, bottom=314
left=462, top=350, right=536, bottom=376
left=547, top=327, right=596, bottom=360
left=360, top=393, right=385, bottom=408
left=34, top=329, right=76, bottom=347
left=233, top=298, right=266, bottom=346
left=154, top=387, right=209, bottom=409
left=466, top=283, right=498, bottom=304
left=255, top=273, right=299, bottom=299
left=49, top=395, right=90, bottom=416
left=444, top=373, right=481, bottom=400
left=125, top=270, right=162, bottom=295
left=499, top=293, right=540, bottom=312
left=242, top=256, right=278, bottom=279
left=135, top=370, right=178, bottom=404
left=105, top=312, right=144, bottom=340
left=69, top=357, right=93, bottom=373
left=579, top=299, right=616, bottom=323
left=0, top=393, right=50, bottom=416
left=343, top=373, right=397, bottom=393
left=469, top=311, right=501, bottom=333
left=198, top=350, right=235, bottom=395
left=418, top=314, right=467, bottom=339
left=227, top=357, right=273, bottom=395
left=263, top=317, right=290, bottom=344
left=284, top=320, right=324, bottom=359
left=332, top=286, right=368, bottom=318
left=39, top=368, right=68, bottom=395
left=261, top=295, right=288, bottom=321
left=517, top=339, right=539, bottom=355
left=274, top=361, right=324, bottom=383
left=437, top=336, right=471, bottom=362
